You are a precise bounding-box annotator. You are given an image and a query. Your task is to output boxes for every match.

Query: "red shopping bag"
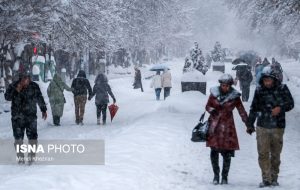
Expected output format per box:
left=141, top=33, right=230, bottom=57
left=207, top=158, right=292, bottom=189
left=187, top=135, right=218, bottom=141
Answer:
left=108, top=104, right=119, bottom=122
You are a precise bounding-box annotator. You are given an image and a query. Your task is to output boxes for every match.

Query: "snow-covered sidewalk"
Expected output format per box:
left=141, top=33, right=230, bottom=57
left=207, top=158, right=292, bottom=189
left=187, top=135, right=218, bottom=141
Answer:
left=0, top=58, right=299, bottom=190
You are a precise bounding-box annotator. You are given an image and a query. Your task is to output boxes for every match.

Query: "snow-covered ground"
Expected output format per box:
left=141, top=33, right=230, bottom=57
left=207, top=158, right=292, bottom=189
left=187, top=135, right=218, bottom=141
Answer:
left=0, top=58, right=299, bottom=190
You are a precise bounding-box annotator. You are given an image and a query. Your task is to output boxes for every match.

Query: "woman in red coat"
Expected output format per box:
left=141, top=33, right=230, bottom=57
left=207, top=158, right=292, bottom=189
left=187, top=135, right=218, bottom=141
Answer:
left=205, top=74, right=249, bottom=185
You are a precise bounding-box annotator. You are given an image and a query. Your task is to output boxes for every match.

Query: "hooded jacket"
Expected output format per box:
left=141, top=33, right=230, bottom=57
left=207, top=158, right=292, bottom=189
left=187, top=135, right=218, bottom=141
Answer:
left=71, top=70, right=92, bottom=97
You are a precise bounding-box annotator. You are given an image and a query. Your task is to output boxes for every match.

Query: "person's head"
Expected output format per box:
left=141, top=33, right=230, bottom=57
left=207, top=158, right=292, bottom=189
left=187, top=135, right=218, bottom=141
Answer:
left=77, top=70, right=86, bottom=78
left=272, top=57, right=276, bottom=64
left=194, top=42, right=198, bottom=48
left=156, top=71, right=160, bottom=75
left=260, top=67, right=278, bottom=88
left=218, top=74, right=234, bottom=93
left=95, top=73, right=108, bottom=83
left=18, top=71, right=31, bottom=88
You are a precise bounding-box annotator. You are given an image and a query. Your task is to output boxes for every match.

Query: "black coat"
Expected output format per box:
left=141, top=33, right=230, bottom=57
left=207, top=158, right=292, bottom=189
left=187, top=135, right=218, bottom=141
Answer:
left=4, top=81, right=47, bottom=119
left=247, top=83, right=294, bottom=128
left=71, top=71, right=92, bottom=97
left=91, top=74, right=115, bottom=105
left=133, top=70, right=142, bottom=89
left=237, top=69, right=253, bottom=86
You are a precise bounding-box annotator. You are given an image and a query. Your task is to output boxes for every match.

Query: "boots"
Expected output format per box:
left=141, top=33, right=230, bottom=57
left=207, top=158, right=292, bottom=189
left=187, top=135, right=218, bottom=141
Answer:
left=14, top=140, right=25, bottom=164
left=221, top=153, right=231, bottom=185
left=28, top=140, right=37, bottom=165
left=210, top=149, right=220, bottom=185
left=53, top=116, right=61, bottom=126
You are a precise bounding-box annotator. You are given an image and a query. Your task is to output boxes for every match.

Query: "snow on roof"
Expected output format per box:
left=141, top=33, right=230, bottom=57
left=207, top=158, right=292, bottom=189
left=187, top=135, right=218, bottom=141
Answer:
left=181, top=70, right=206, bottom=82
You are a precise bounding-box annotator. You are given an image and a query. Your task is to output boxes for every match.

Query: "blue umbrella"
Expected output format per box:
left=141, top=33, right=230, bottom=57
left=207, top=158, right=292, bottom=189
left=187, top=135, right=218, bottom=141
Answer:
left=149, top=64, right=170, bottom=71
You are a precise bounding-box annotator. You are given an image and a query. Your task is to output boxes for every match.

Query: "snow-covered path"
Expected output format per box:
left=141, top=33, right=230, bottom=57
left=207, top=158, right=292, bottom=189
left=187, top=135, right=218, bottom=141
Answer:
left=0, top=59, right=299, bottom=190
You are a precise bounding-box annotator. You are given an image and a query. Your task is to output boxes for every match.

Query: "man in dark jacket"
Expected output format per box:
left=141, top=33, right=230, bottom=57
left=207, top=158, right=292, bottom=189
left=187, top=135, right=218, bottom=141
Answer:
left=236, top=67, right=253, bottom=102
left=71, top=70, right=92, bottom=125
left=4, top=72, right=47, bottom=164
left=247, top=68, right=294, bottom=187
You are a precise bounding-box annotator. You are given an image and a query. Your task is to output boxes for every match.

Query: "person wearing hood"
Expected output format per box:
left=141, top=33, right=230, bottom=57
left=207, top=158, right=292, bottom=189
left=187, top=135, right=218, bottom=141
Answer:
left=247, top=67, right=294, bottom=187
left=161, top=68, right=172, bottom=99
left=5, top=71, right=47, bottom=164
left=205, top=74, right=250, bottom=185
left=47, top=73, right=73, bottom=126
left=89, top=73, right=116, bottom=125
left=71, top=70, right=92, bottom=125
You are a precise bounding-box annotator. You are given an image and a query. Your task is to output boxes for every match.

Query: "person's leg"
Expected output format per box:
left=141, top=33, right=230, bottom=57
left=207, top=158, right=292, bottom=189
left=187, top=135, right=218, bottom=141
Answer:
left=245, top=85, right=250, bottom=102
left=12, top=117, right=25, bottom=164
left=79, top=96, right=87, bottom=124
left=155, top=89, right=159, bottom=100
left=270, top=128, right=284, bottom=186
left=221, top=151, right=232, bottom=184
left=157, top=88, right=162, bottom=100
left=96, top=104, right=101, bottom=124
left=74, top=96, right=80, bottom=124
left=26, top=118, right=38, bottom=165
left=256, top=127, right=272, bottom=186
left=101, top=104, right=108, bottom=125
left=210, top=149, right=220, bottom=185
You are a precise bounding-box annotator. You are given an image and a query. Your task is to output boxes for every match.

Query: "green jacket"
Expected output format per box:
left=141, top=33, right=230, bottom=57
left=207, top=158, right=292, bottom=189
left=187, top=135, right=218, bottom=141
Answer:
left=47, top=74, right=72, bottom=117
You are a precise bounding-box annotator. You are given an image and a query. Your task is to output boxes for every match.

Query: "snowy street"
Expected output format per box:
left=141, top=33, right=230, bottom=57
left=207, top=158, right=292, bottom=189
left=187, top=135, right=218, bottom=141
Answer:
left=0, top=58, right=299, bottom=190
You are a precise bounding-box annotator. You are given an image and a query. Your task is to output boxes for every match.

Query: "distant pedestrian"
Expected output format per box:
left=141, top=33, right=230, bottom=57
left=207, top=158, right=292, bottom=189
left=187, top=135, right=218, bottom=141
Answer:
left=150, top=71, right=162, bottom=100
left=47, top=74, right=73, bottom=126
left=161, top=68, right=172, bottom=99
left=89, top=73, right=116, bottom=125
left=236, top=67, right=253, bottom=102
left=71, top=70, right=93, bottom=125
left=133, top=66, right=144, bottom=92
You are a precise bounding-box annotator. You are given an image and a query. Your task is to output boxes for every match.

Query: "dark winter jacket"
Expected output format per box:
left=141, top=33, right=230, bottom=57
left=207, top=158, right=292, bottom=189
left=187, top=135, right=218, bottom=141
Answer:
left=71, top=70, right=92, bottom=97
left=4, top=80, right=47, bottom=119
left=91, top=74, right=116, bottom=105
left=247, top=79, right=294, bottom=129
left=205, top=86, right=248, bottom=151
left=237, top=69, right=253, bottom=86
left=133, top=69, right=142, bottom=89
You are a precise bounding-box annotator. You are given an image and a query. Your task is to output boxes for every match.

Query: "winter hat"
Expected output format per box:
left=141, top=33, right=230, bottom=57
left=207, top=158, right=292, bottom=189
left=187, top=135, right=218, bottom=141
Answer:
left=95, top=73, right=108, bottom=83
left=261, top=66, right=277, bottom=80
left=218, top=74, right=234, bottom=85
left=18, top=70, right=31, bottom=80
left=77, top=70, right=86, bottom=78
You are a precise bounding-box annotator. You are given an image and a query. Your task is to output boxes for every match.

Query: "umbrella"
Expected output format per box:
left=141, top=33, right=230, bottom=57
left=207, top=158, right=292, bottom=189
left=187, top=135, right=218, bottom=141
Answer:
left=149, top=64, right=170, bottom=72
left=108, top=104, right=119, bottom=122
left=236, top=51, right=259, bottom=66
left=232, top=58, right=246, bottom=65
left=232, top=63, right=250, bottom=70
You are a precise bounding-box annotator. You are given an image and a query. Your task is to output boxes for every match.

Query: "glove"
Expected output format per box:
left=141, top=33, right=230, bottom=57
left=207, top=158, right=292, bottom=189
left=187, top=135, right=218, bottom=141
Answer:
left=246, top=127, right=255, bottom=135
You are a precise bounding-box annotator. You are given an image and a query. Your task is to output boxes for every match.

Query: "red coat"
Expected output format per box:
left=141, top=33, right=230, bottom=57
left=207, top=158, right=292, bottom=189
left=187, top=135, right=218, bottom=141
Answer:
left=205, top=87, right=248, bottom=150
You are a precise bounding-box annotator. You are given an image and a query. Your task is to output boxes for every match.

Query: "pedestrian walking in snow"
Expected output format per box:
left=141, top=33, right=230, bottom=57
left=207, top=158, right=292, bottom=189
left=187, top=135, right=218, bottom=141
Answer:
left=271, top=58, right=283, bottom=83
left=71, top=70, right=92, bottom=125
left=161, top=68, right=172, bottom=100
left=89, top=73, right=116, bottom=125
left=150, top=71, right=162, bottom=100
left=247, top=68, right=294, bottom=187
left=4, top=71, right=47, bottom=164
left=236, top=66, right=253, bottom=102
left=47, top=73, right=73, bottom=126
left=205, top=74, right=250, bottom=185
left=133, top=66, right=143, bottom=92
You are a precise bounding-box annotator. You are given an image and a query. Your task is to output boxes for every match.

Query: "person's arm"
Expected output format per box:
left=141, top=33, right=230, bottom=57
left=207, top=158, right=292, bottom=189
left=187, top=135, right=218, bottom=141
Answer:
left=205, top=95, right=218, bottom=116
left=235, top=97, right=248, bottom=123
left=63, top=82, right=73, bottom=92
left=279, top=84, right=294, bottom=112
left=86, top=80, right=93, bottom=97
left=4, top=83, right=17, bottom=101
left=247, top=89, right=260, bottom=128
left=106, top=84, right=116, bottom=103
left=35, top=84, right=47, bottom=119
